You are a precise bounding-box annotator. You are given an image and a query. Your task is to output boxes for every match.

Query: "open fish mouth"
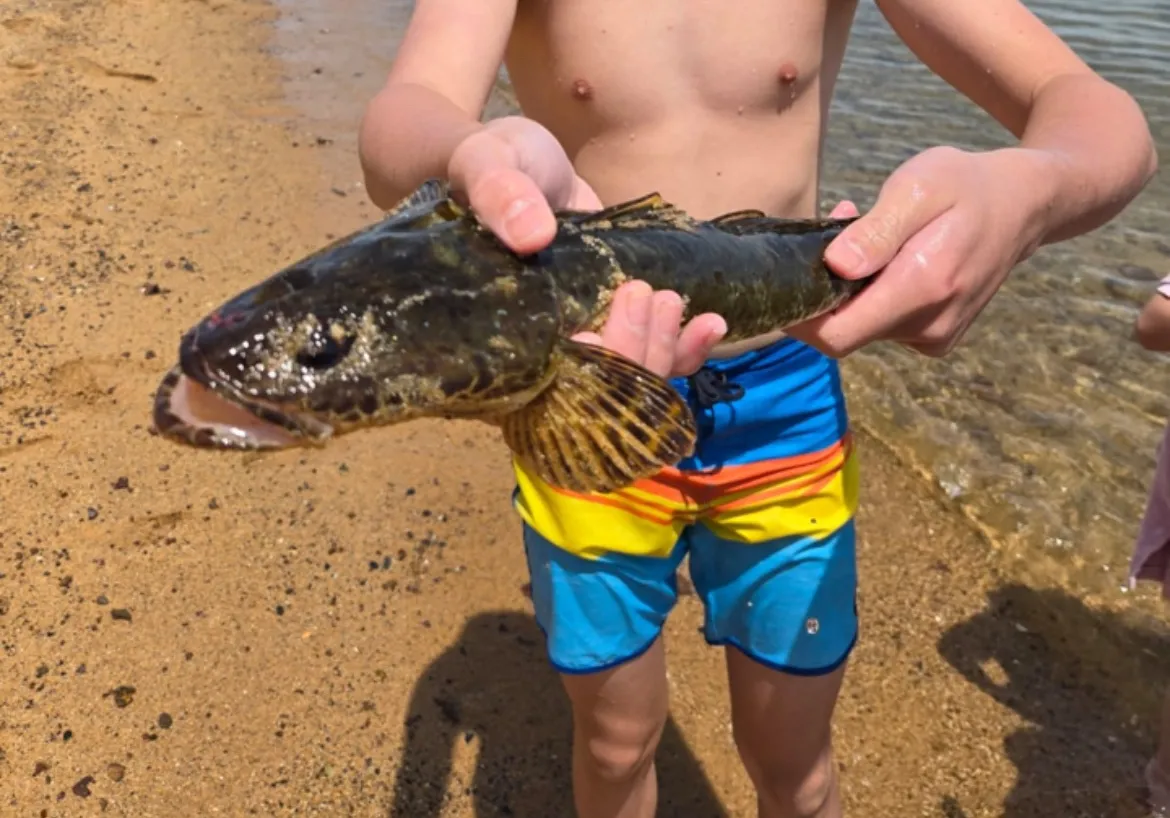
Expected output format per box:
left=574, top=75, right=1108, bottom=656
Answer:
left=151, top=364, right=334, bottom=450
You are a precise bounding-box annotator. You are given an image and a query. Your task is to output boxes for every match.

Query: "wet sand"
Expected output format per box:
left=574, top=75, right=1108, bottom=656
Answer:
left=1, top=1, right=1168, bottom=816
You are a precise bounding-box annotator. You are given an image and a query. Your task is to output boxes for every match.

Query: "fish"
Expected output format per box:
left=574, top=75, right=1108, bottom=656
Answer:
left=151, top=178, right=870, bottom=494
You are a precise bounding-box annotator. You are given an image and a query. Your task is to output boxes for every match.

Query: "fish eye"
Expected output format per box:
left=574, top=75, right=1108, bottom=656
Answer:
left=296, top=323, right=356, bottom=370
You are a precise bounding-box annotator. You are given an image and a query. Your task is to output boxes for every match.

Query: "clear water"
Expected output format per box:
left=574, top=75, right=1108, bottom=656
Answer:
left=823, top=0, right=1170, bottom=595
left=270, top=0, right=1170, bottom=597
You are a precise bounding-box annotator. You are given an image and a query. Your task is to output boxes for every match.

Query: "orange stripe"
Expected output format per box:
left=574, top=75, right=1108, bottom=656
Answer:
left=622, top=472, right=696, bottom=503
left=709, top=468, right=839, bottom=513
left=535, top=433, right=852, bottom=523
left=643, top=433, right=851, bottom=489
left=688, top=436, right=851, bottom=508
left=545, top=484, right=675, bottom=525
left=687, top=433, right=850, bottom=485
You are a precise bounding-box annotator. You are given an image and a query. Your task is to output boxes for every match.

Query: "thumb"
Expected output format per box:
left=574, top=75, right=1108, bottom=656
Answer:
left=823, top=168, right=947, bottom=280
left=448, top=131, right=556, bottom=254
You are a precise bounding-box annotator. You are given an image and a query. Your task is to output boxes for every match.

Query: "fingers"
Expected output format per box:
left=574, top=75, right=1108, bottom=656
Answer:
left=576, top=280, right=652, bottom=363
left=447, top=130, right=557, bottom=254
left=567, top=176, right=605, bottom=211
left=828, top=200, right=860, bottom=219
left=600, top=282, right=691, bottom=378
left=570, top=330, right=605, bottom=348
left=642, top=291, right=686, bottom=378
left=823, top=159, right=953, bottom=280
left=571, top=281, right=727, bottom=379
left=617, top=280, right=655, bottom=364
left=793, top=211, right=954, bottom=356
left=671, top=313, right=727, bottom=377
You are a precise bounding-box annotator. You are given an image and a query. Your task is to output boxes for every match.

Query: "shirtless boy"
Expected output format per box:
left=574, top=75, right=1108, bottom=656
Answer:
left=358, top=1, right=1157, bottom=815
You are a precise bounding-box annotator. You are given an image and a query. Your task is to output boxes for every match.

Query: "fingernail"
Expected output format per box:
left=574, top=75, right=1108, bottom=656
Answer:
left=710, top=316, right=728, bottom=341
left=627, top=284, right=652, bottom=324
left=826, top=238, right=867, bottom=275
left=503, top=198, right=542, bottom=243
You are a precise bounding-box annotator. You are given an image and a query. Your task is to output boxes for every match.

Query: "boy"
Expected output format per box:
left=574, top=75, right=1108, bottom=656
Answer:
left=358, top=1, right=1157, bottom=815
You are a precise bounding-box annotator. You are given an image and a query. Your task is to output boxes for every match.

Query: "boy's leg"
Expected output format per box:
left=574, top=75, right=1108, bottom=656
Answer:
left=725, top=650, right=847, bottom=818
left=690, top=521, right=857, bottom=818
left=561, top=638, right=669, bottom=818
left=680, top=338, right=859, bottom=818
left=519, top=513, right=687, bottom=818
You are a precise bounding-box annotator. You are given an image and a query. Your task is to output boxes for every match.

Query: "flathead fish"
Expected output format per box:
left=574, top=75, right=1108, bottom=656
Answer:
left=152, top=179, right=869, bottom=493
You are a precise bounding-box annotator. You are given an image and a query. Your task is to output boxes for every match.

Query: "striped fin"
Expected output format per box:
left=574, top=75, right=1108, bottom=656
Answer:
left=384, top=177, right=450, bottom=216
left=710, top=209, right=858, bottom=236
left=565, top=192, right=698, bottom=232
left=499, top=339, right=697, bottom=493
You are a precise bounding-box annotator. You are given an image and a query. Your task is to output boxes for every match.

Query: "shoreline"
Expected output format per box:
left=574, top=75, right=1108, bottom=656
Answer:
left=0, top=1, right=1167, bottom=816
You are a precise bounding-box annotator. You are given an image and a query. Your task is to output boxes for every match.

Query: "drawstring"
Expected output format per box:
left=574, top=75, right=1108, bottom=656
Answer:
left=687, top=366, right=745, bottom=409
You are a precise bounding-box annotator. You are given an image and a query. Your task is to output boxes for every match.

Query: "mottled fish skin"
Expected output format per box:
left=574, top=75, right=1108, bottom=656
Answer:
left=152, top=178, right=869, bottom=491
left=541, top=202, right=866, bottom=341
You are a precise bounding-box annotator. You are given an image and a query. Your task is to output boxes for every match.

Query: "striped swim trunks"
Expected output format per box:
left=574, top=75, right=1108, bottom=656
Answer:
left=511, top=336, right=860, bottom=676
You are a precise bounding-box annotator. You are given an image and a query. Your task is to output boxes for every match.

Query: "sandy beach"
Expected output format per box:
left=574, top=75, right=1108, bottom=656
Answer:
left=1, top=1, right=1168, bottom=816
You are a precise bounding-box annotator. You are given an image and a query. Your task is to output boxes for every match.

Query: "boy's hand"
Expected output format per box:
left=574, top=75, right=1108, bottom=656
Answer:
left=448, top=116, right=603, bottom=253
left=789, top=146, right=1056, bottom=358
left=449, top=116, right=727, bottom=378
left=572, top=282, right=728, bottom=380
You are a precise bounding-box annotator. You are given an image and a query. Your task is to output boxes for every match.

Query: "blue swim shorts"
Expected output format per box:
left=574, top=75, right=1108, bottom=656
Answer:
left=511, top=336, right=860, bottom=676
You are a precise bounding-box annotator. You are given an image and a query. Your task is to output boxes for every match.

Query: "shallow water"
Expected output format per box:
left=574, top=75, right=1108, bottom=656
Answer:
left=269, top=0, right=1170, bottom=598
left=824, top=0, right=1170, bottom=596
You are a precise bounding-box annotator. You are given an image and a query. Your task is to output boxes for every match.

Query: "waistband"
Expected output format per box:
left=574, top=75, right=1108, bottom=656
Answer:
left=679, top=336, right=827, bottom=410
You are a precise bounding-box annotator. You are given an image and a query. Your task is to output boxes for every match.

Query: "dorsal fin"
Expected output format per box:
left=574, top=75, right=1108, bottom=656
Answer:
left=383, top=177, right=451, bottom=217
left=710, top=208, right=768, bottom=224
left=378, top=178, right=472, bottom=231
left=564, top=192, right=698, bottom=232
left=709, top=211, right=858, bottom=236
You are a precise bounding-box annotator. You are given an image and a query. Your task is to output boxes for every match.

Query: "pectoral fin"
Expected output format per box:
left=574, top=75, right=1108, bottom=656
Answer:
left=499, top=339, right=697, bottom=494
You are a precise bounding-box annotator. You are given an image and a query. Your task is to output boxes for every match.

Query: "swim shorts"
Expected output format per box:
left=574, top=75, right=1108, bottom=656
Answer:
left=511, top=336, right=860, bottom=676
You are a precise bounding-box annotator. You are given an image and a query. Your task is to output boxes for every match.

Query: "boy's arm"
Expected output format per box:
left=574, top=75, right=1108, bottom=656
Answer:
left=1137, top=283, right=1170, bottom=352
left=874, top=0, right=1157, bottom=243
left=796, top=0, right=1157, bottom=359
left=358, top=1, right=725, bottom=377
left=357, top=0, right=517, bottom=209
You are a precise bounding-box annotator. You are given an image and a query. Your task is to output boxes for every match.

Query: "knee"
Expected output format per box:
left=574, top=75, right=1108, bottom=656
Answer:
left=734, top=735, right=836, bottom=818
left=580, top=718, right=666, bottom=784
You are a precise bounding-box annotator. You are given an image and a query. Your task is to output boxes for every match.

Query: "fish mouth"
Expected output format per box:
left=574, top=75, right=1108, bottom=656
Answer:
left=151, top=360, right=334, bottom=451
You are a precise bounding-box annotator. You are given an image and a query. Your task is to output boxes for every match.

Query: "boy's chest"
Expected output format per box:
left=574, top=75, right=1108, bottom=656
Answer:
left=508, top=0, right=857, bottom=115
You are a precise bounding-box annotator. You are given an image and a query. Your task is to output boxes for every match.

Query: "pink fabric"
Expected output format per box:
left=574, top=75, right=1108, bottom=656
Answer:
left=1132, top=420, right=1170, bottom=600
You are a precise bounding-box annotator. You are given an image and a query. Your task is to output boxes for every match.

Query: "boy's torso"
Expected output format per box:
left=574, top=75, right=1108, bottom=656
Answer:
left=504, top=0, right=860, bottom=356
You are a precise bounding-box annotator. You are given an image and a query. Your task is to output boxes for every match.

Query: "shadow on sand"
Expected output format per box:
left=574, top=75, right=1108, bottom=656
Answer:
left=938, top=582, right=1170, bottom=818
left=389, top=610, right=728, bottom=818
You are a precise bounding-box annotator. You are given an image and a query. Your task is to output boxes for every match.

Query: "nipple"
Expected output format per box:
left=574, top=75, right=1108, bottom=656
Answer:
left=778, top=62, right=800, bottom=106
left=571, top=78, right=593, bottom=101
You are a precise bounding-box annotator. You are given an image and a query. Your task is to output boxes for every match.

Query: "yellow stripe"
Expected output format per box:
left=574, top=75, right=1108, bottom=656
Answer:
left=513, top=462, right=688, bottom=560
left=703, top=448, right=859, bottom=545
left=512, top=442, right=860, bottom=559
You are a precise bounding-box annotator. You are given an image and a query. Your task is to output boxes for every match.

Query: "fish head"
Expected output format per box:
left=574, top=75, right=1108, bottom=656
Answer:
left=153, top=226, right=557, bottom=450
left=158, top=257, right=391, bottom=447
